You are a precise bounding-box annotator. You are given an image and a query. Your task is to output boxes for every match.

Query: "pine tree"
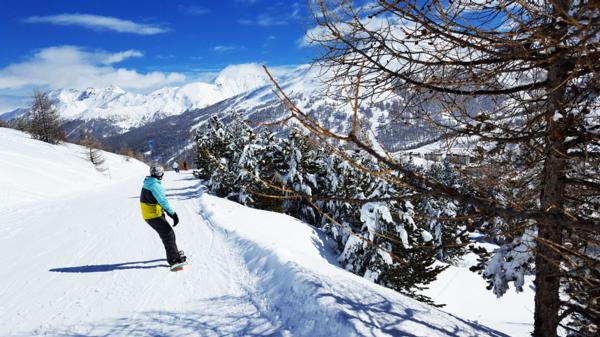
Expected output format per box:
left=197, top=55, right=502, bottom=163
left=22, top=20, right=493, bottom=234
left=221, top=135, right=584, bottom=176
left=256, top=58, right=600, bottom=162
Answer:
left=417, top=160, right=470, bottom=262
left=277, top=132, right=323, bottom=224
left=378, top=199, right=448, bottom=306
left=196, top=119, right=457, bottom=307
left=196, top=116, right=237, bottom=197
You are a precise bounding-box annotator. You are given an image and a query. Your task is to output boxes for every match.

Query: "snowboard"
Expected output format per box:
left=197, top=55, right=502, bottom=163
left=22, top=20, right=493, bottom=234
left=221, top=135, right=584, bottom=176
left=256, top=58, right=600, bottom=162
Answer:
left=170, top=261, right=189, bottom=272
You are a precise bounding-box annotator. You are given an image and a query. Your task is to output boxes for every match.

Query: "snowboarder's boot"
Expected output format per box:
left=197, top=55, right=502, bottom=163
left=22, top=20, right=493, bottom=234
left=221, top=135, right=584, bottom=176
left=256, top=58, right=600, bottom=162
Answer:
left=178, top=250, right=187, bottom=262
left=169, top=251, right=188, bottom=272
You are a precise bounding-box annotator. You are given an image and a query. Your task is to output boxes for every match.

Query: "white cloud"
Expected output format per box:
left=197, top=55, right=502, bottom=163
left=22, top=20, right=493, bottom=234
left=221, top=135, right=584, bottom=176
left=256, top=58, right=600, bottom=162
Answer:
left=178, top=5, right=210, bottom=16
left=257, top=14, right=288, bottom=26
left=235, top=0, right=259, bottom=4
left=239, top=13, right=289, bottom=26
left=0, top=46, right=185, bottom=91
left=212, top=45, right=237, bottom=53
left=238, top=2, right=304, bottom=27
left=187, top=71, right=220, bottom=83
left=298, top=15, right=395, bottom=48
left=23, top=14, right=169, bottom=35
left=297, top=25, right=327, bottom=47
left=102, top=50, right=144, bottom=64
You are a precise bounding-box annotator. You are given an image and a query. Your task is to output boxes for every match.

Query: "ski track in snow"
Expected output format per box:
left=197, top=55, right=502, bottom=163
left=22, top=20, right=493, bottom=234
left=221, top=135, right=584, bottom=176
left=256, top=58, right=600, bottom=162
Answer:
left=0, top=129, right=511, bottom=337
left=1, top=173, right=282, bottom=337
left=1, top=171, right=508, bottom=337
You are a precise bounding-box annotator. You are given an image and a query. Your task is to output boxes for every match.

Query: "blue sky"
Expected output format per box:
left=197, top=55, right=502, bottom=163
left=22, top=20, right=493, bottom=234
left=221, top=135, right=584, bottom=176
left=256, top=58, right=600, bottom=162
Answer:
left=0, top=0, right=317, bottom=110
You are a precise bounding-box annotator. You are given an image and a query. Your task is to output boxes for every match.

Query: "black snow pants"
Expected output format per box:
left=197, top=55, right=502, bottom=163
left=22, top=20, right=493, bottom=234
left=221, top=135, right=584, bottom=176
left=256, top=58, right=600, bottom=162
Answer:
left=146, top=216, right=179, bottom=265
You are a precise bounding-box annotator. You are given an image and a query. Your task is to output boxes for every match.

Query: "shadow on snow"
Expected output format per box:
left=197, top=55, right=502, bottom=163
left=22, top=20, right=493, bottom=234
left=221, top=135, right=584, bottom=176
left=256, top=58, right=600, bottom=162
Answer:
left=35, top=295, right=283, bottom=337
left=49, top=259, right=169, bottom=273
left=30, top=289, right=509, bottom=337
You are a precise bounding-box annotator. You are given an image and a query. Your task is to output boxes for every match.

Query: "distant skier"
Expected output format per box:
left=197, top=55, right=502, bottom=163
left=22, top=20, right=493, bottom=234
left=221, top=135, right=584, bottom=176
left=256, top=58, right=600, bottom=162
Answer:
left=172, top=161, right=179, bottom=173
left=140, top=165, right=186, bottom=269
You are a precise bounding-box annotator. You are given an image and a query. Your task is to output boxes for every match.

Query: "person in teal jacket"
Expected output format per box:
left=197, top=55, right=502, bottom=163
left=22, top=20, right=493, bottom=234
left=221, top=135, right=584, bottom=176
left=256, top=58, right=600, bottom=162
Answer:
left=140, top=165, right=185, bottom=266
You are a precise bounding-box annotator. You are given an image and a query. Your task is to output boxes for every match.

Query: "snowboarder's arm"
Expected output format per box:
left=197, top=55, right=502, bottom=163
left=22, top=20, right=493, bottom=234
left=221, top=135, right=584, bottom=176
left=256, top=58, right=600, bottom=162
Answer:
left=149, top=183, right=175, bottom=216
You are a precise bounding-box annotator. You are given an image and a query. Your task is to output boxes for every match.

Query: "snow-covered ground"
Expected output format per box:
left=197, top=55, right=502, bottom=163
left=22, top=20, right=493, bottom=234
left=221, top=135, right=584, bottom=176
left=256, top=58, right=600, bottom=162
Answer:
left=0, top=128, right=147, bottom=213
left=1, top=128, right=520, bottom=336
left=425, top=252, right=534, bottom=336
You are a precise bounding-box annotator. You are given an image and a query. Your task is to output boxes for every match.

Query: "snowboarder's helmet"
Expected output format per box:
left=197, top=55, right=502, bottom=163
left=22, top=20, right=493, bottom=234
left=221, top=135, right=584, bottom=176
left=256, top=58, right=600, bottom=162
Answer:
left=150, top=165, right=164, bottom=179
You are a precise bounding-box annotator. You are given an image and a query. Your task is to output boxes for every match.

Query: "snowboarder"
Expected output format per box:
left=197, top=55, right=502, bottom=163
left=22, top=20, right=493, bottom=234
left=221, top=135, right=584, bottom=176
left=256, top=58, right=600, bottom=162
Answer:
left=140, top=165, right=186, bottom=269
left=172, top=161, right=179, bottom=173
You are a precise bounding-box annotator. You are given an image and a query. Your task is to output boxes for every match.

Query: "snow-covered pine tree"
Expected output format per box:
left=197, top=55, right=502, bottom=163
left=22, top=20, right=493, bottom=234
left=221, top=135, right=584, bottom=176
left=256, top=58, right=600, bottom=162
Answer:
left=416, top=159, right=470, bottom=262
left=330, top=153, right=446, bottom=305
left=195, top=116, right=238, bottom=197
left=320, top=151, right=372, bottom=248
left=332, top=160, right=395, bottom=283
left=276, top=131, right=323, bottom=224
left=228, top=114, right=267, bottom=207
left=195, top=121, right=454, bottom=307
left=248, top=130, right=286, bottom=212
left=377, top=200, right=449, bottom=306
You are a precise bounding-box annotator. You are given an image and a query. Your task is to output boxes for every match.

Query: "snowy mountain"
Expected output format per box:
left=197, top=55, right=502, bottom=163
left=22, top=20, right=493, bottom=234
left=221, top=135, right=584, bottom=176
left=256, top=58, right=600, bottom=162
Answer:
left=0, top=127, right=511, bottom=336
left=100, top=64, right=441, bottom=163
left=1, top=63, right=441, bottom=160
left=0, top=63, right=275, bottom=137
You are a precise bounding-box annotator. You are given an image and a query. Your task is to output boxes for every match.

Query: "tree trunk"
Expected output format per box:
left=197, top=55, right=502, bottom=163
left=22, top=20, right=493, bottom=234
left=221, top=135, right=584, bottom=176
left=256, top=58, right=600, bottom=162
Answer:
left=534, top=150, right=565, bottom=337
left=533, top=5, right=570, bottom=331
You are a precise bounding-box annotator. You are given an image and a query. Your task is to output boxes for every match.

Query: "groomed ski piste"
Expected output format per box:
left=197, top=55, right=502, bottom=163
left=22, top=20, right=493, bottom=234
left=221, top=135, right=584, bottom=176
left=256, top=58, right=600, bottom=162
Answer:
left=0, top=127, right=523, bottom=337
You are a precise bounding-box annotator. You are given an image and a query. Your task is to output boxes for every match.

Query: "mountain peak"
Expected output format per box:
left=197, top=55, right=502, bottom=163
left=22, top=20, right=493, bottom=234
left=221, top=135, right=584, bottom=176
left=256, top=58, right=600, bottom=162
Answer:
left=213, top=63, right=269, bottom=96
left=105, top=85, right=126, bottom=94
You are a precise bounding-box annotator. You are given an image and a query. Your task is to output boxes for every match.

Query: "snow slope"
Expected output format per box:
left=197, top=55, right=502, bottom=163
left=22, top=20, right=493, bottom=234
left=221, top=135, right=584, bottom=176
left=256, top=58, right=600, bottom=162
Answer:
left=0, top=127, right=147, bottom=213
left=0, top=128, right=508, bottom=336
left=425, top=254, right=535, bottom=337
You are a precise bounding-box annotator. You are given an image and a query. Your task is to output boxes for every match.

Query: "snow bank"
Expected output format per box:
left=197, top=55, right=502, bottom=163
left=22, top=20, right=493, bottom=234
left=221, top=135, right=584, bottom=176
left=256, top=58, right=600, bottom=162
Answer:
left=198, top=192, right=508, bottom=337
left=0, top=127, right=147, bottom=212
left=425, top=251, right=535, bottom=336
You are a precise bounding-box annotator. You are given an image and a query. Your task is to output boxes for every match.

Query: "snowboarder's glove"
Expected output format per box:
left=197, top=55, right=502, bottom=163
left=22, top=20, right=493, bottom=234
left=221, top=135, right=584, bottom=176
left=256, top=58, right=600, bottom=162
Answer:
left=169, top=212, right=179, bottom=226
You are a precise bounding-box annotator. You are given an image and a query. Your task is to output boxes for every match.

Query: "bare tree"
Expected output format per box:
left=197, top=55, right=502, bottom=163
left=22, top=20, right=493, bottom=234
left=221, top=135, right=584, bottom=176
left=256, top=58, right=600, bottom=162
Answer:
left=118, top=144, right=144, bottom=162
left=264, top=1, right=599, bottom=336
left=79, top=130, right=106, bottom=170
left=28, top=90, right=65, bottom=144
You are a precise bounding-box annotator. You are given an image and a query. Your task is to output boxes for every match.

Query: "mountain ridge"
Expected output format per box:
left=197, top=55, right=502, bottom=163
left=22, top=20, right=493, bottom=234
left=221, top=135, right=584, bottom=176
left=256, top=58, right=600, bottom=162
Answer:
left=0, top=63, right=280, bottom=134
left=2, top=63, right=442, bottom=162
